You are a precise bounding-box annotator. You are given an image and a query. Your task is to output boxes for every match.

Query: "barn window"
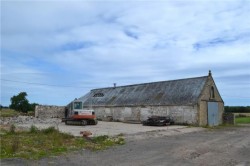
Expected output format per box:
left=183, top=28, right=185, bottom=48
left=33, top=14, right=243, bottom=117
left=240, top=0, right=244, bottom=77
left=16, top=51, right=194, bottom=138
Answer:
left=210, top=86, right=215, bottom=99
left=93, top=93, right=104, bottom=97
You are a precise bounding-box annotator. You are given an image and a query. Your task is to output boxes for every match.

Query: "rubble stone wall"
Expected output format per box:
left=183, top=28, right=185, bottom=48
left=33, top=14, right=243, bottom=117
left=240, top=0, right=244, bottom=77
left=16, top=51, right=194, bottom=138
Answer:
left=35, top=105, right=65, bottom=118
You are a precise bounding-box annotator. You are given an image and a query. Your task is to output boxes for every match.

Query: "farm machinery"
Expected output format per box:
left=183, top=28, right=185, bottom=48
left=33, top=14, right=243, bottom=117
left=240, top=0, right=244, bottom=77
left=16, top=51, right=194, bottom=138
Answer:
left=62, top=100, right=98, bottom=126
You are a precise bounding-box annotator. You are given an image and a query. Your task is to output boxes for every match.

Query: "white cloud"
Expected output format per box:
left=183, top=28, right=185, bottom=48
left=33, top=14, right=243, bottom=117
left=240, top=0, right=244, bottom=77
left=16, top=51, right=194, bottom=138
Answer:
left=1, top=0, right=250, bottom=106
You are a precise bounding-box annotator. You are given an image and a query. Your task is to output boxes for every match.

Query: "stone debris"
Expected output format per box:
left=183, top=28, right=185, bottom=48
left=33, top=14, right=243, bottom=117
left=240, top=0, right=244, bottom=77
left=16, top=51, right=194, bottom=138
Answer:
left=80, top=131, right=92, bottom=137
left=0, top=116, right=61, bottom=125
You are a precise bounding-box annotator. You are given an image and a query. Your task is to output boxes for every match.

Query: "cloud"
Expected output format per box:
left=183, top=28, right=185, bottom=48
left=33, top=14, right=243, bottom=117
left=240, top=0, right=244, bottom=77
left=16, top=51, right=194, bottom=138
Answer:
left=193, top=31, right=250, bottom=50
left=1, top=0, right=250, bottom=106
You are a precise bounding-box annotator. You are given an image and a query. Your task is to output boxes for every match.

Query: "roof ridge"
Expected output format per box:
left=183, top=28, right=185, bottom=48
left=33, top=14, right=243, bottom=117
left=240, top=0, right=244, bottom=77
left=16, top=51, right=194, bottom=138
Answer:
left=91, top=75, right=208, bottom=91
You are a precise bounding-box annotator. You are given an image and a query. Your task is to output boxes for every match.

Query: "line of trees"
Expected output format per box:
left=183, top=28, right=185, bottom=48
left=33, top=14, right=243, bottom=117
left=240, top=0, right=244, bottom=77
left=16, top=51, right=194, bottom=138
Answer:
left=224, top=106, right=250, bottom=113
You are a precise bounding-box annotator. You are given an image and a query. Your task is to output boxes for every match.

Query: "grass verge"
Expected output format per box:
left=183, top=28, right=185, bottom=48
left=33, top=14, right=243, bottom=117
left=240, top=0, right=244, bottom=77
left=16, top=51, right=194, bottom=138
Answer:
left=0, top=125, right=125, bottom=159
left=0, top=108, right=34, bottom=117
left=235, top=116, right=250, bottom=124
left=0, top=109, right=20, bottom=117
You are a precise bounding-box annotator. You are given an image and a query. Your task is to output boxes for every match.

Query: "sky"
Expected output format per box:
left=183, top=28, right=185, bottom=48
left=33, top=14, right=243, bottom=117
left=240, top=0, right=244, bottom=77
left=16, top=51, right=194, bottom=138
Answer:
left=1, top=0, right=250, bottom=106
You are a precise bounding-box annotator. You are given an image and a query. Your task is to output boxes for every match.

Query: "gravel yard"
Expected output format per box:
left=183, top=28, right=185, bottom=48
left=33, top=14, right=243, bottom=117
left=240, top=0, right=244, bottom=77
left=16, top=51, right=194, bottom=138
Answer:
left=8, top=117, right=204, bottom=137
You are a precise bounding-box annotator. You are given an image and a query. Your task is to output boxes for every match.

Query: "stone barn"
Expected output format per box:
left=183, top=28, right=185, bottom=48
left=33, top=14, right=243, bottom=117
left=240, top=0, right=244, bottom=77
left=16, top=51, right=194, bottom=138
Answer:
left=77, top=71, right=224, bottom=126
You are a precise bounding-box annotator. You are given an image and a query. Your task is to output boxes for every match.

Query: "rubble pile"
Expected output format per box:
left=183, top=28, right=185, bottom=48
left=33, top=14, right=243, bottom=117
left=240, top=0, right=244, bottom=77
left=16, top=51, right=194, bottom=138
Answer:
left=0, top=116, right=61, bottom=125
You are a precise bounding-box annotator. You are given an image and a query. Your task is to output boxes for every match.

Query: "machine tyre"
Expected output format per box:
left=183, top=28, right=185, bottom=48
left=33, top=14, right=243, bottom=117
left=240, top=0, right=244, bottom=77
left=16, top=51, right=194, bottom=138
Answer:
left=81, top=120, right=87, bottom=126
left=88, top=120, right=98, bottom=125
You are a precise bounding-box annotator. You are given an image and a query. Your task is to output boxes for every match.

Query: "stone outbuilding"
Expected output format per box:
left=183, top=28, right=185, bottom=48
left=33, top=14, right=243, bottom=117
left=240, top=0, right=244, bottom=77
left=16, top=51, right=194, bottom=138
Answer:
left=77, top=71, right=224, bottom=126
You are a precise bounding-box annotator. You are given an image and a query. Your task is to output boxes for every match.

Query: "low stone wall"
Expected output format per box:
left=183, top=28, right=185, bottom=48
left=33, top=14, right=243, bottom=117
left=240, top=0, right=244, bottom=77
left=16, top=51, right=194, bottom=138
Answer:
left=0, top=116, right=61, bottom=125
left=34, top=104, right=198, bottom=124
left=223, top=113, right=235, bottom=125
left=35, top=105, right=65, bottom=118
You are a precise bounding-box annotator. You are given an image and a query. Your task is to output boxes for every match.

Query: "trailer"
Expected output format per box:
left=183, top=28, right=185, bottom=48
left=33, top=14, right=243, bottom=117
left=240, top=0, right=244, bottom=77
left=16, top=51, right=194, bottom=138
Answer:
left=63, top=100, right=98, bottom=126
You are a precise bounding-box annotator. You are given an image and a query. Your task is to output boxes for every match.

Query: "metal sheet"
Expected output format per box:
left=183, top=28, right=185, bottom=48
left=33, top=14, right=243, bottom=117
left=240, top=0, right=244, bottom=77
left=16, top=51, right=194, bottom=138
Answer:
left=208, top=102, right=219, bottom=126
left=79, top=76, right=208, bottom=106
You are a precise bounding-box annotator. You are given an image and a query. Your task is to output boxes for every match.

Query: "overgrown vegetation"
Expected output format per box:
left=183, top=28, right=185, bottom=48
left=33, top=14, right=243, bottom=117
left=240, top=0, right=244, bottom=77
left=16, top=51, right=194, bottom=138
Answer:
left=0, top=108, right=20, bottom=117
left=0, top=108, right=34, bottom=117
left=225, top=106, right=250, bottom=113
left=0, top=125, right=125, bottom=159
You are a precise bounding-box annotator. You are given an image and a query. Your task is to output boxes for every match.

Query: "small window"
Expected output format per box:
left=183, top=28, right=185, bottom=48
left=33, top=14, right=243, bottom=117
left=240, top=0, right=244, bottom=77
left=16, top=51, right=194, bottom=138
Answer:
left=93, top=93, right=104, bottom=97
left=210, top=86, right=215, bottom=99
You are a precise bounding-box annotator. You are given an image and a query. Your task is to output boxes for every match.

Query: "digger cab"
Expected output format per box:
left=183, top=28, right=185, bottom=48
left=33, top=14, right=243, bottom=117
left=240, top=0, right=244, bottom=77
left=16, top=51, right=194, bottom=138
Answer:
left=66, top=100, right=95, bottom=118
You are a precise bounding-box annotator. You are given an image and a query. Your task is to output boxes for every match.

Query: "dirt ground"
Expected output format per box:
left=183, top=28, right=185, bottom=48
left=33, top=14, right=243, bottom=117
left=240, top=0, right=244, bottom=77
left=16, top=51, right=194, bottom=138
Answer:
left=1, top=123, right=250, bottom=166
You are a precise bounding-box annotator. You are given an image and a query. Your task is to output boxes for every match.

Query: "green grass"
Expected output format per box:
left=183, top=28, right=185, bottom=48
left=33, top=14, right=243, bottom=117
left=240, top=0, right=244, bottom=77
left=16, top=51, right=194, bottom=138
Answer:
left=0, top=125, right=125, bottom=159
left=235, top=117, right=250, bottom=124
left=0, top=109, right=20, bottom=117
left=0, top=108, right=34, bottom=117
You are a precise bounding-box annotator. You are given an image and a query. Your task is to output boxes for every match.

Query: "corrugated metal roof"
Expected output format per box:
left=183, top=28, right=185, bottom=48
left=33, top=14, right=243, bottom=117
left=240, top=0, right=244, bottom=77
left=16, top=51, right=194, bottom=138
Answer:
left=78, top=76, right=208, bottom=106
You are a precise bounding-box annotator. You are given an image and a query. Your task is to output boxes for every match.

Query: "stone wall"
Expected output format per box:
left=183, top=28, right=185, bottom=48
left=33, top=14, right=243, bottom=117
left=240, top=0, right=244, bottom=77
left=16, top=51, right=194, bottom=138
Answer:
left=198, top=75, right=224, bottom=126
left=0, top=116, right=61, bottom=125
left=91, top=105, right=198, bottom=125
left=35, top=104, right=199, bottom=124
left=35, top=105, right=65, bottom=118
left=223, top=113, right=235, bottom=125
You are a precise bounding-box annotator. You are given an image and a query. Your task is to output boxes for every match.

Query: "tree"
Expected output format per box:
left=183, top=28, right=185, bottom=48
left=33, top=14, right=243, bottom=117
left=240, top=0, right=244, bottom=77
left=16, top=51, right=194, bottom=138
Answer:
left=9, top=92, right=30, bottom=113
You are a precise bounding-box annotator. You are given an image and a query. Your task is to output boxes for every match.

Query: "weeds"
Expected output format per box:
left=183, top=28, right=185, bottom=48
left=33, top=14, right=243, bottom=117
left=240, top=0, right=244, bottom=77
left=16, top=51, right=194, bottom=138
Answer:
left=0, top=109, right=20, bottom=117
left=0, top=125, right=125, bottom=159
left=9, top=124, right=16, bottom=134
left=41, top=126, right=57, bottom=134
left=29, top=125, right=39, bottom=133
left=91, top=135, right=125, bottom=150
left=11, top=135, right=19, bottom=153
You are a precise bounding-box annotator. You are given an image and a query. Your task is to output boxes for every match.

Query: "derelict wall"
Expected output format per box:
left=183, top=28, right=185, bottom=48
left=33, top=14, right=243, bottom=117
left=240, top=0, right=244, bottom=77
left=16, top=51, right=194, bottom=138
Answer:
left=35, top=105, right=65, bottom=118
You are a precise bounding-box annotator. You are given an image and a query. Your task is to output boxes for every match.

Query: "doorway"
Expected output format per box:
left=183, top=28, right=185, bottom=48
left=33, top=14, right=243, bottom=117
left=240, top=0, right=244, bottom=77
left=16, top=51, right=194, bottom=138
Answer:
left=207, top=102, right=219, bottom=126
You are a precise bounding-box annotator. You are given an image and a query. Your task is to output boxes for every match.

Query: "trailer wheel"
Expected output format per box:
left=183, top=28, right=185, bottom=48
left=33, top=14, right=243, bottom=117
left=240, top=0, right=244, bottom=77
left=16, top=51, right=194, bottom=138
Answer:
left=81, top=120, right=87, bottom=126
